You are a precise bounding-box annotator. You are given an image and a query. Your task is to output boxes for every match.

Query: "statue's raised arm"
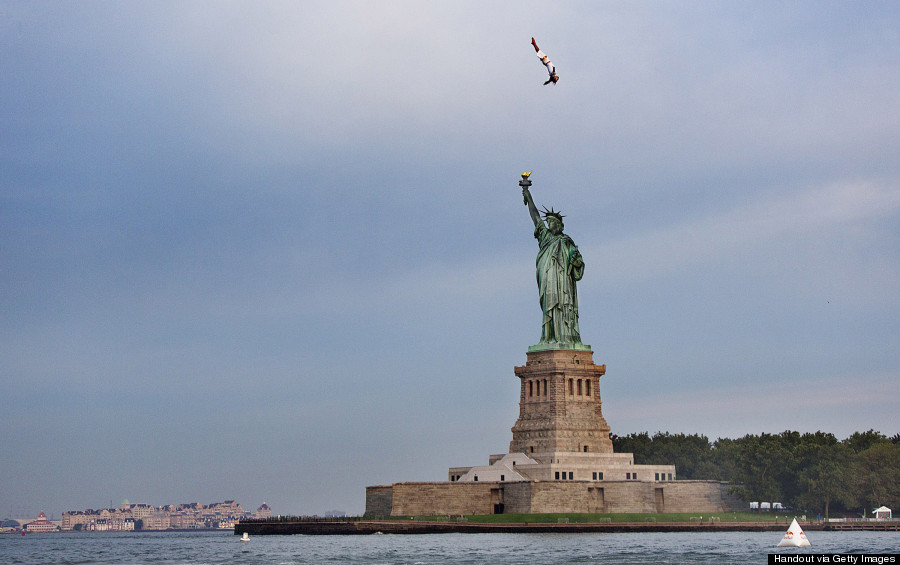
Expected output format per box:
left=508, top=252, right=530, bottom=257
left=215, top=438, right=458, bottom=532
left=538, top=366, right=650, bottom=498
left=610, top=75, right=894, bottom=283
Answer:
left=520, top=171, right=543, bottom=228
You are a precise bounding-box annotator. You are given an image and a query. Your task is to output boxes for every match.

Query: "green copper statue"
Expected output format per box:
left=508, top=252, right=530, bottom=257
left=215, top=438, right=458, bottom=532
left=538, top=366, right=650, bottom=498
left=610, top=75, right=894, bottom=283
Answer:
left=520, top=172, right=589, bottom=351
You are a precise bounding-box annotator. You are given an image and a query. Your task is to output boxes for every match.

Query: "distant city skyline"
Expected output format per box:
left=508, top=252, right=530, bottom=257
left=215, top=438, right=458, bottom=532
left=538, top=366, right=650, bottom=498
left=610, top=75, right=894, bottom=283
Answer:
left=60, top=500, right=271, bottom=531
left=3, top=499, right=275, bottom=524
left=2, top=1, right=898, bottom=516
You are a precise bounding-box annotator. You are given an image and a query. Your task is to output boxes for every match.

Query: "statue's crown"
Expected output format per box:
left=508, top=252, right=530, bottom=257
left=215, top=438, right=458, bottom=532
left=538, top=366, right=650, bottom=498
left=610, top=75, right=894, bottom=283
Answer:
left=542, top=206, right=565, bottom=221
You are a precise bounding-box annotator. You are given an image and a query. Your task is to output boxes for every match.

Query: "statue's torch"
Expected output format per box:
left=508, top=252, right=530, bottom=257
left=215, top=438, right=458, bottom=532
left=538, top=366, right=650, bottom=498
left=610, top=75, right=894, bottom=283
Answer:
left=519, top=170, right=533, bottom=205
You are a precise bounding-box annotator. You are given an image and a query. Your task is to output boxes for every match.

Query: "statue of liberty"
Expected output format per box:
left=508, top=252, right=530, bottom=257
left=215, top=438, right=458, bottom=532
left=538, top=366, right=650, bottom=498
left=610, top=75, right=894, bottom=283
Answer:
left=519, top=172, right=588, bottom=351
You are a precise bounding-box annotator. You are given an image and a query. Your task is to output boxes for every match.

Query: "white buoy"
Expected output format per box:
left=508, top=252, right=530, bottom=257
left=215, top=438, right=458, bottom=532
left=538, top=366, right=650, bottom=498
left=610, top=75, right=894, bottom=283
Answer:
left=777, top=518, right=810, bottom=547
left=241, top=532, right=250, bottom=541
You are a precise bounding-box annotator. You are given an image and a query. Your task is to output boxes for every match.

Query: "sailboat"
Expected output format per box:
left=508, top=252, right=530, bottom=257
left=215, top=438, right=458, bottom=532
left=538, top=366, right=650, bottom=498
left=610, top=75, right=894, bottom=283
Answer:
left=777, top=518, right=810, bottom=547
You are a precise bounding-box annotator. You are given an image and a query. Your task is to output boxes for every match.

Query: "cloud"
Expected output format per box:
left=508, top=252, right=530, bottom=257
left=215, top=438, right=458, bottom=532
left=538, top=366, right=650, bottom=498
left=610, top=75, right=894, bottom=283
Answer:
left=589, top=178, right=900, bottom=287
left=1, top=1, right=898, bottom=517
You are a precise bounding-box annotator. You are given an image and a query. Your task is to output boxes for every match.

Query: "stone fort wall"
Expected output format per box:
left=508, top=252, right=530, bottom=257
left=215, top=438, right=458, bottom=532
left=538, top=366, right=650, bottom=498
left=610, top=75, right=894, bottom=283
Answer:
left=372, top=482, right=500, bottom=516
left=365, top=480, right=744, bottom=517
left=364, top=486, right=393, bottom=518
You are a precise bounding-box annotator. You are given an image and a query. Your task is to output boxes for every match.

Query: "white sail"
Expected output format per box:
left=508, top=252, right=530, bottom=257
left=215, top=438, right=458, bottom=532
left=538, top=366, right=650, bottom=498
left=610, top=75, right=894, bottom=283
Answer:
left=777, top=518, right=810, bottom=547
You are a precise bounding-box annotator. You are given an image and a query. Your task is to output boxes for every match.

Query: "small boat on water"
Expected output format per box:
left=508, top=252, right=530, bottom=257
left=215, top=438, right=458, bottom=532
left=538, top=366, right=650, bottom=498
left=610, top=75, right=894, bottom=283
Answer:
left=240, top=532, right=250, bottom=541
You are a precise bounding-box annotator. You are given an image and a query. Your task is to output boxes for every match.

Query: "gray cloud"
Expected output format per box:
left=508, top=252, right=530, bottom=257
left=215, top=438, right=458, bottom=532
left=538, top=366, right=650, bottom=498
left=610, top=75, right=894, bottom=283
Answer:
left=1, top=1, right=898, bottom=517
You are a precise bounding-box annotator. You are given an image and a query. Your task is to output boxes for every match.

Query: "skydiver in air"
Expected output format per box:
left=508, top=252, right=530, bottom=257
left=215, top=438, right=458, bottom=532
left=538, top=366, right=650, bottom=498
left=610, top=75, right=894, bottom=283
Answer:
left=531, top=37, right=559, bottom=85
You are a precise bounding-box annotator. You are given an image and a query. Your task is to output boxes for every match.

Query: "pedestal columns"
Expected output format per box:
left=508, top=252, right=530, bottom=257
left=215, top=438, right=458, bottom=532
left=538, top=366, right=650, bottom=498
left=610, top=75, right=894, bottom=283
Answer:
left=510, top=349, right=613, bottom=456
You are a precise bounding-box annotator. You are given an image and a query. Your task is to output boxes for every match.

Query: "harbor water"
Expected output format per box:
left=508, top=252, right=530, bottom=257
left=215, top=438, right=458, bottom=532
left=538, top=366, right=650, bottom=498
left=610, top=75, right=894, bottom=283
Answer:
left=1, top=530, right=898, bottom=564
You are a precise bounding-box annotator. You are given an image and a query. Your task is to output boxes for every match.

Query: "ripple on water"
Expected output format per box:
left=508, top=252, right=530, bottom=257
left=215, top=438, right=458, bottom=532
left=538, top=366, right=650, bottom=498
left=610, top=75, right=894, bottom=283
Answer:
left=1, top=530, right=898, bottom=565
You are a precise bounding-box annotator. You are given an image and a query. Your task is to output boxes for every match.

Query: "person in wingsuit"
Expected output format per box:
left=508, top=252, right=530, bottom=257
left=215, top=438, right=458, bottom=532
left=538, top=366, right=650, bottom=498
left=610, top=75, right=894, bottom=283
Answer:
left=531, top=37, right=559, bottom=85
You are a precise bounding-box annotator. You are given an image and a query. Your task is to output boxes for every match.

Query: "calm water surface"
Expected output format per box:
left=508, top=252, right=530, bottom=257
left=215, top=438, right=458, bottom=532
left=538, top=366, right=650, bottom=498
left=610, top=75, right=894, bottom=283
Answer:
left=2, top=530, right=898, bottom=564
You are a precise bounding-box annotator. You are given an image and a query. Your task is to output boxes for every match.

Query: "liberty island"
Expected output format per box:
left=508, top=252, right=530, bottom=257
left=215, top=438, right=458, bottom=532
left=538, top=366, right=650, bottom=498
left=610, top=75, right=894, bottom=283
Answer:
left=234, top=173, right=900, bottom=536
left=359, top=172, right=742, bottom=517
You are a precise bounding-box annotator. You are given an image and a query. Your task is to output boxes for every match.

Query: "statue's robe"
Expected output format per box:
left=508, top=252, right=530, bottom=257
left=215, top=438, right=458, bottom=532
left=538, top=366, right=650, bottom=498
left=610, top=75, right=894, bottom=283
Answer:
left=534, top=222, right=583, bottom=346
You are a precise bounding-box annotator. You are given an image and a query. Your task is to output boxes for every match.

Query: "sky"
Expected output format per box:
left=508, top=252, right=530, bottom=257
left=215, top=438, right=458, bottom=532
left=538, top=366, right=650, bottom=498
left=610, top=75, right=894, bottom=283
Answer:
left=2, top=1, right=898, bottom=518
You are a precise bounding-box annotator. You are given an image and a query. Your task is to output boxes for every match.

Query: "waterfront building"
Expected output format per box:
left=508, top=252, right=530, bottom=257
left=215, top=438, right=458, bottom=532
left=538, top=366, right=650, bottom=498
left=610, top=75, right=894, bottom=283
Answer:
left=123, top=503, right=154, bottom=520
left=24, top=512, right=58, bottom=533
left=142, top=511, right=171, bottom=530
left=61, top=511, right=90, bottom=530
left=61, top=500, right=254, bottom=530
left=255, top=503, right=272, bottom=519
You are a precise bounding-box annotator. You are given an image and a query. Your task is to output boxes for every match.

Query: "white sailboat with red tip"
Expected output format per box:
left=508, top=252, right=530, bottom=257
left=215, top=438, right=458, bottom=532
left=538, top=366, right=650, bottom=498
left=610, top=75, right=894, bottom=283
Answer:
left=777, top=518, right=811, bottom=547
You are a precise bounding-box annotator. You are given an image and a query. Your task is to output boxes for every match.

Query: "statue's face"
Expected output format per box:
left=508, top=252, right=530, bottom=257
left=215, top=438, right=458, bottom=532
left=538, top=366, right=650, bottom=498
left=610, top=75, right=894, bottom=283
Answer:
left=548, top=216, right=563, bottom=235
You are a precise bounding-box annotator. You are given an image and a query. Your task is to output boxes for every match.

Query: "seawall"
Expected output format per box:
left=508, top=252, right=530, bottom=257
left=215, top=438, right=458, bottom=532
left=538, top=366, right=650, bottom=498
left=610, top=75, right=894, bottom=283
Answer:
left=235, top=520, right=815, bottom=535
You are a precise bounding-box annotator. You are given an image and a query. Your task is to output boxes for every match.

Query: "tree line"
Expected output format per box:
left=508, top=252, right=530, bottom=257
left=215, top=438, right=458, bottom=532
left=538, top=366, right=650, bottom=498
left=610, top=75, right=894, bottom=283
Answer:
left=611, top=430, right=899, bottom=518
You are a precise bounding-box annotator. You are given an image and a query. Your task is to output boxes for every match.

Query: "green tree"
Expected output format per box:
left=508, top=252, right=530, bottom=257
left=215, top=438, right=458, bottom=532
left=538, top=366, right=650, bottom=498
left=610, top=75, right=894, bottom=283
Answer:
left=648, top=432, right=713, bottom=479
left=844, top=430, right=889, bottom=453
left=706, top=437, right=740, bottom=482
left=613, top=428, right=898, bottom=517
left=853, top=441, right=900, bottom=515
left=795, top=440, right=855, bottom=519
left=730, top=433, right=795, bottom=509
left=611, top=432, right=652, bottom=461
left=612, top=432, right=717, bottom=479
